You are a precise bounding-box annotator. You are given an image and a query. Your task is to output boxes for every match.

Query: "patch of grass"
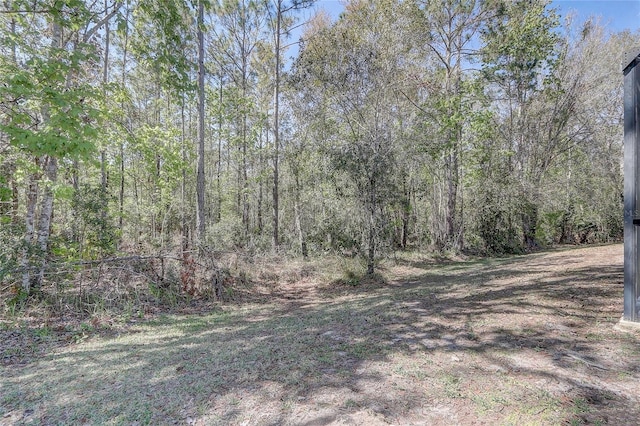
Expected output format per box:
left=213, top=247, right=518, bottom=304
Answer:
left=472, top=393, right=508, bottom=414
left=392, top=364, right=429, bottom=380
left=3, top=295, right=385, bottom=423
left=344, top=398, right=359, bottom=408
left=34, top=326, right=52, bottom=338
left=343, top=269, right=361, bottom=286
left=0, top=387, right=23, bottom=411
left=329, top=256, right=369, bottom=287
left=617, top=370, right=632, bottom=379
left=1, top=244, right=632, bottom=425
left=440, top=373, right=462, bottom=398
left=620, top=341, right=640, bottom=356
left=585, top=333, right=603, bottom=341
left=571, top=397, right=590, bottom=416
left=348, top=341, right=379, bottom=359
left=470, top=380, right=563, bottom=424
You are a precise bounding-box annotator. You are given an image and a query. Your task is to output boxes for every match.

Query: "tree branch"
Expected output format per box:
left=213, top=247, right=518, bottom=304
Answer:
left=83, top=1, right=123, bottom=43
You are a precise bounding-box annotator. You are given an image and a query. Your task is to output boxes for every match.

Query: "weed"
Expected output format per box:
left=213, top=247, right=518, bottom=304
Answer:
left=316, top=352, right=334, bottom=364
left=80, top=321, right=94, bottom=332
left=585, top=333, right=603, bottom=341
left=344, top=399, right=359, bottom=408
left=441, top=373, right=462, bottom=398
left=5, top=288, right=28, bottom=315
left=472, top=394, right=505, bottom=414
left=571, top=397, right=590, bottom=415
left=392, top=365, right=428, bottom=380
left=337, top=257, right=366, bottom=286
left=617, top=370, right=631, bottom=379
left=34, top=326, right=51, bottom=338
left=349, top=341, right=378, bottom=359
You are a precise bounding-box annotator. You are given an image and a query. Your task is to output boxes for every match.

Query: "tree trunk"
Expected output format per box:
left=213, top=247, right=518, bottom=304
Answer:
left=217, top=70, right=223, bottom=223
left=118, top=4, right=129, bottom=235
left=11, top=171, right=19, bottom=224
left=257, top=127, right=264, bottom=233
left=294, top=171, right=307, bottom=258
left=181, top=99, right=188, bottom=253
left=272, top=0, right=282, bottom=249
left=26, top=17, right=62, bottom=292
left=241, top=52, right=249, bottom=234
left=196, top=0, right=206, bottom=244
left=446, top=148, right=459, bottom=250
left=401, top=179, right=410, bottom=250
left=100, top=0, right=110, bottom=237
left=367, top=176, right=376, bottom=275
left=34, top=156, right=58, bottom=288
left=20, top=170, right=39, bottom=294
left=8, top=1, right=16, bottom=64
left=522, top=199, right=539, bottom=250
left=367, top=212, right=375, bottom=275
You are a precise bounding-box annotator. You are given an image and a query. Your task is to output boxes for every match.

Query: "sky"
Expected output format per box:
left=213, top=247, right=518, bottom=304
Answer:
left=554, top=0, right=640, bottom=32
left=306, top=0, right=640, bottom=32
left=285, top=0, right=640, bottom=63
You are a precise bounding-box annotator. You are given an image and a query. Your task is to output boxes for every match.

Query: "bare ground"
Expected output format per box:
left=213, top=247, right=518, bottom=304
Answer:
left=2, top=244, right=640, bottom=425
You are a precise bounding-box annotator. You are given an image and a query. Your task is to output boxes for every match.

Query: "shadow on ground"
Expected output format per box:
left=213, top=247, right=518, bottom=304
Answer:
left=2, top=244, right=638, bottom=425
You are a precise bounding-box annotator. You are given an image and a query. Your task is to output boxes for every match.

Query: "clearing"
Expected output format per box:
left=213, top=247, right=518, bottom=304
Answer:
left=2, top=244, right=640, bottom=425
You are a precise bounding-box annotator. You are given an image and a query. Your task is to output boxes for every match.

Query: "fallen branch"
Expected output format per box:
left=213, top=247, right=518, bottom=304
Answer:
left=562, top=351, right=609, bottom=370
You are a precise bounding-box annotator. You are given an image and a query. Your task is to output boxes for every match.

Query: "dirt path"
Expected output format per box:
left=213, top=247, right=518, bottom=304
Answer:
left=2, top=244, right=640, bottom=425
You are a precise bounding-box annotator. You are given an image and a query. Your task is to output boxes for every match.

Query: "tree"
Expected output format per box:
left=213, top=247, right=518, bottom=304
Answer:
left=128, top=0, right=197, bottom=251
left=0, top=0, right=122, bottom=294
left=196, top=0, right=207, bottom=244
left=480, top=0, right=561, bottom=250
left=413, top=0, right=493, bottom=251
left=267, top=0, right=314, bottom=249
left=294, top=0, right=412, bottom=273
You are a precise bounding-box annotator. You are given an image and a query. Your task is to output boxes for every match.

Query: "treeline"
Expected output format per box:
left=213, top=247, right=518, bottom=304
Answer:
left=0, top=0, right=637, bottom=298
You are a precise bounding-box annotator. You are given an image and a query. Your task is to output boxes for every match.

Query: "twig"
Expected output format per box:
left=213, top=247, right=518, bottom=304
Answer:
left=563, top=351, right=609, bottom=370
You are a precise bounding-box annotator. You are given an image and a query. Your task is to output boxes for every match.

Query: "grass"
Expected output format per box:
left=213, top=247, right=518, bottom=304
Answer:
left=1, top=244, right=639, bottom=424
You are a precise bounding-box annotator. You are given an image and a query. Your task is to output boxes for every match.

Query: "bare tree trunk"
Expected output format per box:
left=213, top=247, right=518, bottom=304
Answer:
left=242, top=115, right=249, bottom=233
left=27, top=17, right=62, bottom=292
left=367, top=211, right=375, bottom=275
left=6, top=6, right=19, bottom=224
left=272, top=0, right=282, bottom=249
left=8, top=1, right=16, bottom=64
left=71, top=159, right=81, bottom=247
left=35, top=156, right=58, bottom=288
left=455, top=41, right=464, bottom=250
left=444, top=54, right=460, bottom=252
left=100, top=0, right=110, bottom=231
left=20, top=170, right=39, bottom=294
left=522, top=200, right=539, bottom=249
left=236, top=153, right=242, bottom=217
left=119, top=143, right=125, bottom=231
left=196, top=0, right=206, bottom=244
left=367, top=176, right=376, bottom=275
left=294, top=172, right=307, bottom=258
left=133, top=171, right=140, bottom=247
left=11, top=171, right=19, bottom=224
left=401, top=178, right=410, bottom=249
left=217, top=71, right=223, bottom=223
left=446, top=148, right=459, bottom=250
left=257, top=127, right=264, bottom=233
left=181, top=99, right=188, bottom=254
left=119, top=4, right=129, bottom=234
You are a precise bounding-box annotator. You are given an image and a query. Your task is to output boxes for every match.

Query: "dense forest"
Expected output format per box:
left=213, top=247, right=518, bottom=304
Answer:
left=0, top=0, right=638, bottom=307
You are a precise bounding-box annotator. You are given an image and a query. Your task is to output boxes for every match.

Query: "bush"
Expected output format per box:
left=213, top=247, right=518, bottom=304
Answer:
left=206, top=216, right=247, bottom=250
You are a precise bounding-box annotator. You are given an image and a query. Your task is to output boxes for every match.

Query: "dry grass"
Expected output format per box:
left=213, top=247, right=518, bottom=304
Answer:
left=2, top=244, right=640, bottom=425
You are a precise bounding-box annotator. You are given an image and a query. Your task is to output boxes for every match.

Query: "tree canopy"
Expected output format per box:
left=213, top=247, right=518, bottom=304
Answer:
left=0, top=0, right=637, bottom=301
